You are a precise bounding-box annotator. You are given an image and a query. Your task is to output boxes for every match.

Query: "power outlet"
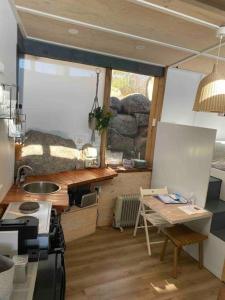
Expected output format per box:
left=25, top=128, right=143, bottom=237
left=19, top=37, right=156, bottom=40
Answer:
left=94, top=186, right=101, bottom=194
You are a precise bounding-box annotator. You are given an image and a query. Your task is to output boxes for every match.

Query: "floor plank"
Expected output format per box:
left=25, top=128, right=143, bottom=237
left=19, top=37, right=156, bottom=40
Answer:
left=65, top=227, right=222, bottom=300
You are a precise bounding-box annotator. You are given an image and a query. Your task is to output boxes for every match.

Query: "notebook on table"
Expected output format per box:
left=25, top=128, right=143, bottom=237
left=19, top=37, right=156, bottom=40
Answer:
left=178, top=205, right=207, bottom=215
left=155, top=193, right=188, bottom=204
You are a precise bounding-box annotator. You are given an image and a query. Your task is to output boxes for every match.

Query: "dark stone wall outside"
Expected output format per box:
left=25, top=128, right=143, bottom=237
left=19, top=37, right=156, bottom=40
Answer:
left=108, top=93, right=150, bottom=159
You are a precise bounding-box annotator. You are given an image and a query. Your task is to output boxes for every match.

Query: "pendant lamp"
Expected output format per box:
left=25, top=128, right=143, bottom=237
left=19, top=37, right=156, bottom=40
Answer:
left=193, top=26, right=225, bottom=113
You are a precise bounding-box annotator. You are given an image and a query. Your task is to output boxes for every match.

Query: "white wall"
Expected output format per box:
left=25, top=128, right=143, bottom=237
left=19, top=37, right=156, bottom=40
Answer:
left=162, top=68, right=225, bottom=140
left=0, top=0, right=17, bottom=201
left=22, top=55, right=105, bottom=147
left=161, top=68, right=201, bottom=126
left=152, top=122, right=216, bottom=208
left=195, top=112, right=225, bottom=140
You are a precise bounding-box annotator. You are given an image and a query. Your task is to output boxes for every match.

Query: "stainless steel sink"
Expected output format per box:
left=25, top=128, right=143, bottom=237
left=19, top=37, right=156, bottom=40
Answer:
left=22, top=181, right=60, bottom=194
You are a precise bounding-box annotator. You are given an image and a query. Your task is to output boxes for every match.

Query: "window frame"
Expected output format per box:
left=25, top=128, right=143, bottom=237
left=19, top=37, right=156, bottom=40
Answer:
left=100, top=68, right=167, bottom=169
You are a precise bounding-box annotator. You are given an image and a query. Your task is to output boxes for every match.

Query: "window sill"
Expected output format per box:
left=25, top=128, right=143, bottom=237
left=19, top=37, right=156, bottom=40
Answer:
left=109, top=165, right=152, bottom=173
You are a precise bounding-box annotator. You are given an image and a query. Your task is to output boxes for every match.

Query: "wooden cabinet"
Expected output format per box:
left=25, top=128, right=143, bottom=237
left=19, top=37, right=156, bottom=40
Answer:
left=61, top=205, right=98, bottom=242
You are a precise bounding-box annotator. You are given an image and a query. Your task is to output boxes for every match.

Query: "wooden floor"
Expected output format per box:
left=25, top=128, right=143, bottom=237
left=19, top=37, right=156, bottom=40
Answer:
left=65, top=227, right=222, bottom=300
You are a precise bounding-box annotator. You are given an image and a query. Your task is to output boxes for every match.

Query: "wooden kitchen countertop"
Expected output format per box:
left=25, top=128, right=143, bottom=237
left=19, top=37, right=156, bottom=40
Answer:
left=2, top=168, right=117, bottom=212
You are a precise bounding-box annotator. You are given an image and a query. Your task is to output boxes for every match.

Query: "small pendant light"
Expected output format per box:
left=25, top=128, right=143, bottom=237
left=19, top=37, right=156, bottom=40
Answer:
left=193, top=26, right=225, bottom=113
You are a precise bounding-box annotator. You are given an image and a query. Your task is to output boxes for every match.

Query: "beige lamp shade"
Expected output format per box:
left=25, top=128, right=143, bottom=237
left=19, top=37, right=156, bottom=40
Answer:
left=193, top=64, right=225, bottom=113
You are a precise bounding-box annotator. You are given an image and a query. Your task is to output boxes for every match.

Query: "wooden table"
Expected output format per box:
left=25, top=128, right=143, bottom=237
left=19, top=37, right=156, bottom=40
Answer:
left=143, top=196, right=212, bottom=224
left=2, top=168, right=117, bottom=212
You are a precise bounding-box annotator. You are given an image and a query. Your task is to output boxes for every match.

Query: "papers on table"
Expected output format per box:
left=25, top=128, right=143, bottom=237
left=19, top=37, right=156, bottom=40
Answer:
left=178, top=205, right=207, bottom=215
left=156, top=193, right=188, bottom=204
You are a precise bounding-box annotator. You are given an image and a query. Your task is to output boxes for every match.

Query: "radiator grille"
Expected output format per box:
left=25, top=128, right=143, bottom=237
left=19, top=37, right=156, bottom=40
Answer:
left=113, top=194, right=140, bottom=229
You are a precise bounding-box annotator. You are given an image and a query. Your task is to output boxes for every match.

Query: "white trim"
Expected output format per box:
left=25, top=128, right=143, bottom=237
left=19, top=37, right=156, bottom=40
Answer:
left=128, top=0, right=219, bottom=30
left=26, top=36, right=165, bottom=67
left=16, top=5, right=198, bottom=54
left=9, top=0, right=27, bottom=37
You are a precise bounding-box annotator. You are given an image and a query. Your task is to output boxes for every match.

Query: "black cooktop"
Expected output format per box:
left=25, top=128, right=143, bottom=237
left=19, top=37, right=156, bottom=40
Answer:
left=19, top=202, right=40, bottom=214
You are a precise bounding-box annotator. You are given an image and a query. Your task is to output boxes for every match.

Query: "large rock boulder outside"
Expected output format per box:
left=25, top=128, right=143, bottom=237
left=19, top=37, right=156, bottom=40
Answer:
left=16, top=130, right=78, bottom=175
left=121, top=94, right=150, bottom=114
left=108, top=130, right=134, bottom=155
left=110, top=97, right=122, bottom=112
left=134, top=136, right=147, bottom=158
left=109, top=107, right=118, bottom=117
left=138, top=127, right=148, bottom=137
left=109, top=114, right=137, bottom=137
left=134, top=113, right=149, bottom=127
left=108, top=93, right=151, bottom=159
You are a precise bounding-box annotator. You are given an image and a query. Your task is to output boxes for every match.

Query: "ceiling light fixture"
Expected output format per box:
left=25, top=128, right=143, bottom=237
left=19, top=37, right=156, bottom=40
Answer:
left=193, top=26, right=225, bottom=113
left=68, top=28, right=79, bottom=35
left=135, top=45, right=145, bottom=50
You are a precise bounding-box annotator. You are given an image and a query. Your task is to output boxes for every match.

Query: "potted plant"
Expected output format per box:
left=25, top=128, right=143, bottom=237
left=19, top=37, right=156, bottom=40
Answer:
left=89, top=106, right=112, bottom=133
left=89, top=70, right=113, bottom=142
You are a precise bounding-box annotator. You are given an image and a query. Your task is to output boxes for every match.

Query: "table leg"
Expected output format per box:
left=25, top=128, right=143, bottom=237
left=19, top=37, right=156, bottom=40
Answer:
left=173, top=246, right=178, bottom=278
left=160, top=236, right=169, bottom=261
left=199, top=241, right=203, bottom=269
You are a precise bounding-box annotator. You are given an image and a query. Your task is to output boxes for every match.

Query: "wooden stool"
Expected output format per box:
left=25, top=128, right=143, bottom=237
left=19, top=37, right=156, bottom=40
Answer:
left=218, top=284, right=225, bottom=300
left=160, top=224, right=208, bottom=278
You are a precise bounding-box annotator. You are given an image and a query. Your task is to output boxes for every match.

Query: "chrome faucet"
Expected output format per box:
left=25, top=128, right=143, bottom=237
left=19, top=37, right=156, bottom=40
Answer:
left=16, top=165, right=33, bottom=186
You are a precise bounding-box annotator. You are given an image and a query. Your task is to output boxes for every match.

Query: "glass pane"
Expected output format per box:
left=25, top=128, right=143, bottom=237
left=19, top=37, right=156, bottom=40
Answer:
left=107, top=70, right=154, bottom=165
left=20, top=55, right=105, bottom=143
left=19, top=54, right=105, bottom=165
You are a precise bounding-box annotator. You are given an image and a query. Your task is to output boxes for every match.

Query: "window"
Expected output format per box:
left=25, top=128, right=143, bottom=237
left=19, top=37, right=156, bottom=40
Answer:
left=20, top=55, right=105, bottom=146
left=106, top=70, right=154, bottom=165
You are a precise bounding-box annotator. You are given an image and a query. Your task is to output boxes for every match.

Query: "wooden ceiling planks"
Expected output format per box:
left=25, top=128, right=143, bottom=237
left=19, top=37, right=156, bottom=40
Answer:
left=193, top=0, right=225, bottom=12
left=15, top=0, right=217, bottom=51
left=13, top=0, right=225, bottom=74
left=18, top=11, right=191, bottom=66
left=178, top=55, right=225, bottom=76
left=144, top=0, right=225, bottom=26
